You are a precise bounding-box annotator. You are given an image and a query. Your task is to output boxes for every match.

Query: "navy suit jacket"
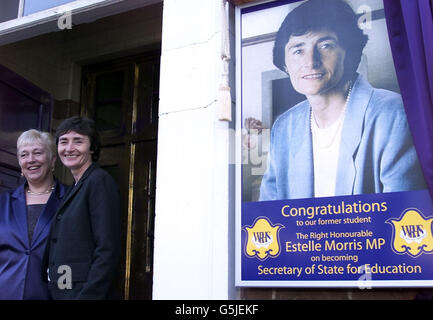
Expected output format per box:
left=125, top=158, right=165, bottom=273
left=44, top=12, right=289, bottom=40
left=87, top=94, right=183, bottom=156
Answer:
left=0, top=180, right=66, bottom=300
left=44, top=163, right=121, bottom=300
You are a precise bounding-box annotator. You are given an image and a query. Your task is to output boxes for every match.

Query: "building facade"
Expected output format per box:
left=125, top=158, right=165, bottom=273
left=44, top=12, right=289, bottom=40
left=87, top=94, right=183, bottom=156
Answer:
left=0, top=0, right=425, bottom=300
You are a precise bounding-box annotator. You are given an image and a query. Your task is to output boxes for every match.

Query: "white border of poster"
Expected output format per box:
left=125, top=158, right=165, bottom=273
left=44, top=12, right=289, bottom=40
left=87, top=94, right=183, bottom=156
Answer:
left=235, top=0, right=433, bottom=288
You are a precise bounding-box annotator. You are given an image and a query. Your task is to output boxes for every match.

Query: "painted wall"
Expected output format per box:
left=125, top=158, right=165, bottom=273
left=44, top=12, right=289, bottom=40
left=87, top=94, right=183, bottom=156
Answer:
left=152, top=0, right=237, bottom=299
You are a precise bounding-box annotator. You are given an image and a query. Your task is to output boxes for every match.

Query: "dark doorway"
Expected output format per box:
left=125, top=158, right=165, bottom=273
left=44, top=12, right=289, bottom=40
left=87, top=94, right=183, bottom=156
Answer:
left=80, top=53, right=159, bottom=299
left=0, top=64, right=53, bottom=193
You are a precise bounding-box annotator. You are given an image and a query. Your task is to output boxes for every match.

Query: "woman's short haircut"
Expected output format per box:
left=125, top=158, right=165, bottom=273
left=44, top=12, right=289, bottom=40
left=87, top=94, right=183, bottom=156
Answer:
left=17, top=129, right=56, bottom=160
left=273, top=0, right=369, bottom=82
left=55, top=116, right=101, bottom=162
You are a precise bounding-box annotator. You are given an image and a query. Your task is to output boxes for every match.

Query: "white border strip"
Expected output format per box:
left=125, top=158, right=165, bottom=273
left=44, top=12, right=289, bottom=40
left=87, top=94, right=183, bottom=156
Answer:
left=238, top=280, right=433, bottom=288
left=0, top=0, right=122, bottom=35
left=235, top=3, right=242, bottom=288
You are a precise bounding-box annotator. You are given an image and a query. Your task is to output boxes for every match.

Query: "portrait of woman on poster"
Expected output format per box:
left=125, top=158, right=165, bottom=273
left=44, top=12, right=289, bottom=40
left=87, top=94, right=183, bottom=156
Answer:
left=259, top=0, right=426, bottom=201
left=44, top=116, right=120, bottom=300
left=0, top=129, right=66, bottom=299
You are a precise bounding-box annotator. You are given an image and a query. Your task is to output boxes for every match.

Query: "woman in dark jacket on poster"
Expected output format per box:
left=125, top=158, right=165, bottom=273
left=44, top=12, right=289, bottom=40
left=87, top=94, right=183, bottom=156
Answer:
left=44, top=116, right=120, bottom=300
left=0, top=129, right=66, bottom=299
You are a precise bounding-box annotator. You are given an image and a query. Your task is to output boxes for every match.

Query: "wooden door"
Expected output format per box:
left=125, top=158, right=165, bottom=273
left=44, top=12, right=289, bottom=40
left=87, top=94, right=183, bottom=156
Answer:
left=0, top=64, right=52, bottom=192
left=81, top=53, right=159, bottom=299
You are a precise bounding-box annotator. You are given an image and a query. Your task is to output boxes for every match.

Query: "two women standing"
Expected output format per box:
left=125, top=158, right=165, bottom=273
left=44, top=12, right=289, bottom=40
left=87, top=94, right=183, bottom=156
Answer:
left=0, top=116, right=120, bottom=300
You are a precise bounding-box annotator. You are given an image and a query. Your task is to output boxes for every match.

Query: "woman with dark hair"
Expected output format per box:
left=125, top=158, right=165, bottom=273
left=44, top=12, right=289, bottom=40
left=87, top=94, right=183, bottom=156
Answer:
left=44, top=116, right=120, bottom=299
left=259, top=0, right=426, bottom=200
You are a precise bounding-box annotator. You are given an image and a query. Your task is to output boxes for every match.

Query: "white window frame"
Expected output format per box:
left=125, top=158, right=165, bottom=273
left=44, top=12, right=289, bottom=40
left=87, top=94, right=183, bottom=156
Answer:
left=18, top=0, right=25, bottom=18
left=0, top=0, right=123, bottom=35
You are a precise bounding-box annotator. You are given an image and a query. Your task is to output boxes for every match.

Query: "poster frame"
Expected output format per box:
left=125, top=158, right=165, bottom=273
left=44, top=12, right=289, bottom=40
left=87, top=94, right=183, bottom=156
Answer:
left=234, top=0, right=433, bottom=288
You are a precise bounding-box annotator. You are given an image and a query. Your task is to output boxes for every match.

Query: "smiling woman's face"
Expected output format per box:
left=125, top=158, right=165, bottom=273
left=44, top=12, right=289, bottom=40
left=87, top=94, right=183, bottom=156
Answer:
left=18, top=142, right=54, bottom=184
left=284, top=30, right=346, bottom=97
left=57, top=130, right=93, bottom=171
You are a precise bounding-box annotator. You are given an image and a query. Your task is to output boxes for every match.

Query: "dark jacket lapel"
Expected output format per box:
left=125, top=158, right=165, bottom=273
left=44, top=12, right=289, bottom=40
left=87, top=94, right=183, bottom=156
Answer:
left=31, top=180, right=66, bottom=246
left=55, top=163, right=97, bottom=215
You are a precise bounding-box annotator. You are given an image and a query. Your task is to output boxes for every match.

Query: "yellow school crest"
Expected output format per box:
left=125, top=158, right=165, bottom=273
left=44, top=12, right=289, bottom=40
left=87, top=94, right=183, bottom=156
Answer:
left=387, top=208, right=433, bottom=258
left=243, top=217, right=283, bottom=260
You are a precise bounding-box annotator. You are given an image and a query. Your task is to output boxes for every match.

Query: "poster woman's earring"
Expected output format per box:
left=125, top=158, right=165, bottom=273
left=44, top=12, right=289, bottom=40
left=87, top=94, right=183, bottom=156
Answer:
left=20, top=171, right=23, bottom=177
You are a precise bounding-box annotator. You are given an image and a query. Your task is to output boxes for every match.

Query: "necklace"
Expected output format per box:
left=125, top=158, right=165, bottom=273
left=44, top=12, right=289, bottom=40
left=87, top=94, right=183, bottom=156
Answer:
left=310, top=81, right=353, bottom=149
left=27, top=184, right=55, bottom=195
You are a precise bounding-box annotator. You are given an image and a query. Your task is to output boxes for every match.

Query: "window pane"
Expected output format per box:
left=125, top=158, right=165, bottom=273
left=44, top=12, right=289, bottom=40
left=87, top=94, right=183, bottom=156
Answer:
left=0, top=81, right=41, bottom=132
left=0, top=0, right=19, bottom=23
left=23, top=0, right=75, bottom=16
left=94, top=71, right=124, bottom=132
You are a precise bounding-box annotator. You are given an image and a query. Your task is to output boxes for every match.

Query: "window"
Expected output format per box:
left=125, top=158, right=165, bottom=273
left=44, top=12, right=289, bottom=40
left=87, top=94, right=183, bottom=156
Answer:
left=0, top=0, right=20, bottom=23
left=23, top=0, right=76, bottom=16
left=93, top=71, right=125, bottom=132
left=0, top=0, right=78, bottom=23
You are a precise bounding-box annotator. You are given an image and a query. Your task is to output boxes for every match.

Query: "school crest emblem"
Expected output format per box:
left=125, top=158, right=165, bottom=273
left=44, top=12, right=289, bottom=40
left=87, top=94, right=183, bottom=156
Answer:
left=387, top=208, right=433, bottom=258
left=243, top=217, right=283, bottom=260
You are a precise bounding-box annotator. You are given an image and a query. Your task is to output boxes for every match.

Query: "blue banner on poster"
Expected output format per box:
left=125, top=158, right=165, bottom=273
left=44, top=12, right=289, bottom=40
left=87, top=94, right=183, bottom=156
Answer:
left=241, top=190, right=433, bottom=286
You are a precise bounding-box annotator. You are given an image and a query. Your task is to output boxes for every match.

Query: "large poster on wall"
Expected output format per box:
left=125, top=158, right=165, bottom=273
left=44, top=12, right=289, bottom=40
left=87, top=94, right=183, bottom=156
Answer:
left=236, top=0, right=433, bottom=287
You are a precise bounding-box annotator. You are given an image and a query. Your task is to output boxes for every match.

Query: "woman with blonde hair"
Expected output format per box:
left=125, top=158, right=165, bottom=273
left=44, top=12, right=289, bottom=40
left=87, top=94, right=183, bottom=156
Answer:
left=0, top=129, right=66, bottom=299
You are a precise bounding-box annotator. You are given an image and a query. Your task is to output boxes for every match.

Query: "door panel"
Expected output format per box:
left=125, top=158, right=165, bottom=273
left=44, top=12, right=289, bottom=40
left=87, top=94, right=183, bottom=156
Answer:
left=0, top=64, right=52, bottom=192
left=128, top=140, right=157, bottom=299
left=81, top=53, right=159, bottom=299
left=134, top=60, right=159, bottom=138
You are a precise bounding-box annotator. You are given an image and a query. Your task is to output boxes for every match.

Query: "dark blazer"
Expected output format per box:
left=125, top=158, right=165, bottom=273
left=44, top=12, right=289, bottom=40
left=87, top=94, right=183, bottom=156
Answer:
left=0, top=180, right=66, bottom=300
left=44, top=163, right=120, bottom=300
